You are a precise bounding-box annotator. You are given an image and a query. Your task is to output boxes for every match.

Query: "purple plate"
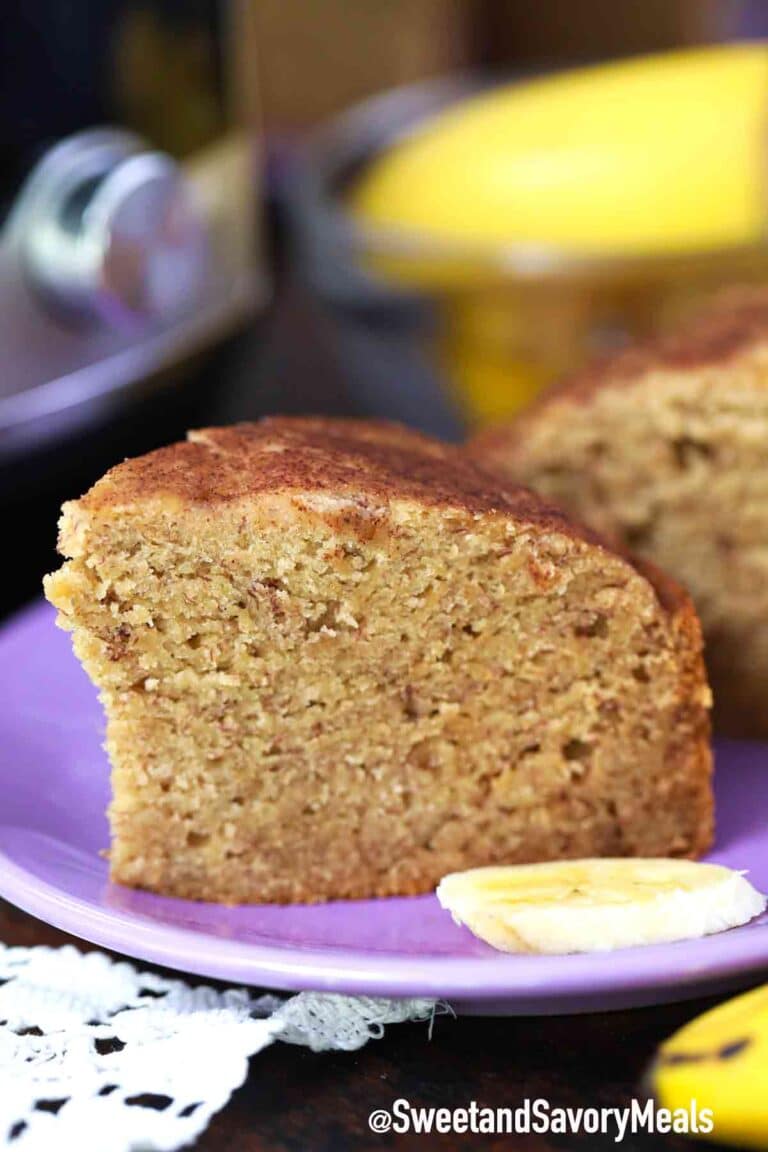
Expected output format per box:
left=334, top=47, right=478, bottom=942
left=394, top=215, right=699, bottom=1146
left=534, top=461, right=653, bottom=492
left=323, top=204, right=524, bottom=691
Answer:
left=1, top=602, right=767, bottom=1014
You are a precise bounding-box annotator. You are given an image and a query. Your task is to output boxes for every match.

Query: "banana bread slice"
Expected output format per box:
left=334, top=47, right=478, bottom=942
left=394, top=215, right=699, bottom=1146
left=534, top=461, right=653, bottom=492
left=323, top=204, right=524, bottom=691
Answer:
left=45, top=417, right=712, bottom=904
left=471, top=288, right=768, bottom=737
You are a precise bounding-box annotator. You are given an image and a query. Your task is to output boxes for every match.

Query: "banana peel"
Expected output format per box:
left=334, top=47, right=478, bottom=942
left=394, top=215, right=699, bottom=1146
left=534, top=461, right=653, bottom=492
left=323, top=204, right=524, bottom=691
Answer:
left=650, top=983, right=768, bottom=1149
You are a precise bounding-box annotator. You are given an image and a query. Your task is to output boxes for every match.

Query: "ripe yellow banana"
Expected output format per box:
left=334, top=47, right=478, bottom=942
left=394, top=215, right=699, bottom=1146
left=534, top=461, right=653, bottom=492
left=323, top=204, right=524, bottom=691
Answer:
left=650, top=983, right=768, bottom=1150
left=436, top=859, right=765, bottom=954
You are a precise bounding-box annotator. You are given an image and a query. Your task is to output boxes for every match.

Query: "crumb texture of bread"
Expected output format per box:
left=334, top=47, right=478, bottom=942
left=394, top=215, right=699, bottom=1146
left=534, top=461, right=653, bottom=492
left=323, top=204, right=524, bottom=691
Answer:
left=45, top=417, right=712, bottom=904
left=472, top=288, right=768, bottom=737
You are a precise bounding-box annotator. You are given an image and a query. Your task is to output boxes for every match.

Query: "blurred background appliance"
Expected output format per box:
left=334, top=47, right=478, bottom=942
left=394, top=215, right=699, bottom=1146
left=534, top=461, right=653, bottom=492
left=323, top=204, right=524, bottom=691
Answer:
left=287, top=43, right=768, bottom=439
left=0, top=0, right=263, bottom=612
left=5, top=0, right=768, bottom=613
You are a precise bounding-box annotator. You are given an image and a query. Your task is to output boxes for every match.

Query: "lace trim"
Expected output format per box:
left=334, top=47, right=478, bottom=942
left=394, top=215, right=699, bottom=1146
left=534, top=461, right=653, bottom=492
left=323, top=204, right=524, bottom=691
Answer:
left=0, top=943, right=437, bottom=1150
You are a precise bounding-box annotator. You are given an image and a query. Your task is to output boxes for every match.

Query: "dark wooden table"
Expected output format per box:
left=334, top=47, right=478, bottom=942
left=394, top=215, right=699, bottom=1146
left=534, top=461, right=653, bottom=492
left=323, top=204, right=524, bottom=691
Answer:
left=2, top=899, right=751, bottom=1151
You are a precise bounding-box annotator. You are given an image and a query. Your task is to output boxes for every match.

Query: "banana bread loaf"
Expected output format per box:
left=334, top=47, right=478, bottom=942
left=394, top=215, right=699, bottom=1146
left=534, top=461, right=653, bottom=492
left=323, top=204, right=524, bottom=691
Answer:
left=45, top=417, right=712, bottom=904
left=471, top=288, right=768, bottom=736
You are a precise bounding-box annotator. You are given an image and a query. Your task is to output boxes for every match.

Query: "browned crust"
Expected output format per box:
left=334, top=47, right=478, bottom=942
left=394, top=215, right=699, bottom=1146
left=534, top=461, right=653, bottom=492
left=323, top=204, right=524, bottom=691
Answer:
left=74, top=414, right=701, bottom=637
left=561, top=285, right=768, bottom=399
left=470, top=285, right=768, bottom=463
left=76, top=415, right=600, bottom=539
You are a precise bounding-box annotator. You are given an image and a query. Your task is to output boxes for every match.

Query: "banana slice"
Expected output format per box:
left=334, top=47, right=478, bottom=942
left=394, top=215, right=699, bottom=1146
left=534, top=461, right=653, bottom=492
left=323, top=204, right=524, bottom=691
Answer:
left=436, top=859, right=765, bottom=954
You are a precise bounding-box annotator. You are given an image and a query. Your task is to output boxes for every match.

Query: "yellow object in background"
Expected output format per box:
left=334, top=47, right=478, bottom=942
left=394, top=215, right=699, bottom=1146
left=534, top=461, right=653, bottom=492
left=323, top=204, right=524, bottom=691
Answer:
left=650, top=983, right=768, bottom=1150
left=352, top=44, right=768, bottom=263
left=349, top=45, right=768, bottom=427
left=437, top=287, right=591, bottom=424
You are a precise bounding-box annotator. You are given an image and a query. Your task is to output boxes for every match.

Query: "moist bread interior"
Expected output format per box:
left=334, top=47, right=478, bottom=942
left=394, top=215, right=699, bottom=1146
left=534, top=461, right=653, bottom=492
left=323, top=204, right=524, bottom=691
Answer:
left=45, top=419, right=712, bottom=903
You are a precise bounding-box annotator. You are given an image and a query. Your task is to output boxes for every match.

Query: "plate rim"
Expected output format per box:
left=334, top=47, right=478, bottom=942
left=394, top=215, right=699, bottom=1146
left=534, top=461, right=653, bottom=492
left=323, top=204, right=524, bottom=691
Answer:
left=2, top=830, right=768, bottom=1002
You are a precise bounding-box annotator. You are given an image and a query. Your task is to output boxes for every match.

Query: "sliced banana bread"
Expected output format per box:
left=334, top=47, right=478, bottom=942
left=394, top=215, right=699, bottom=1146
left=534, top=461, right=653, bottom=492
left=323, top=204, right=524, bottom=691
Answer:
left=471, top=288, right=768, bottom=736
left=45, top=417, right=712, bottom=904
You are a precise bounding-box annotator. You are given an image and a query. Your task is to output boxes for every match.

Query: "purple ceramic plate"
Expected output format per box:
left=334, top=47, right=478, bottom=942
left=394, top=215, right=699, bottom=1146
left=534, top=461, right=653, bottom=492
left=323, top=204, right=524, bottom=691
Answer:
left=1, top=602, right=767, bottom=1014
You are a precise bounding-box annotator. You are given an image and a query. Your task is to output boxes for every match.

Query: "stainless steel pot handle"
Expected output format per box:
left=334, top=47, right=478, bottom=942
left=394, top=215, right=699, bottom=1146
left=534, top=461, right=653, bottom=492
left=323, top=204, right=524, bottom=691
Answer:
left=9, top=129, right=209, bottom=328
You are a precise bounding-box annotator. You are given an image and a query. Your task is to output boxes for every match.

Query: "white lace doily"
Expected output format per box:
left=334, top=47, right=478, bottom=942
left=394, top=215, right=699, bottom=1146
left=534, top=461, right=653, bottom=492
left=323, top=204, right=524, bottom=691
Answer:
left=0, top=943, right=437, bottom=1151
